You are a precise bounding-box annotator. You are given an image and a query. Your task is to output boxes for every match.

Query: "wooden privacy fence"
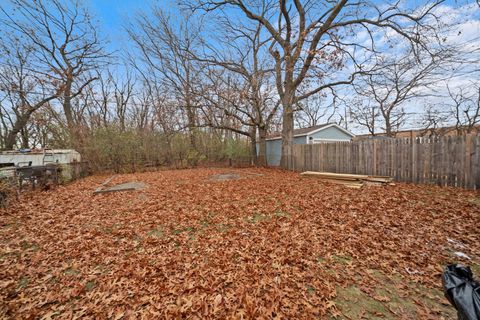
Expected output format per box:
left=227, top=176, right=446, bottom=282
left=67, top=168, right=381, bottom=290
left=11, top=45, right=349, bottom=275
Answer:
left=288, top=134, right=480, bottom=189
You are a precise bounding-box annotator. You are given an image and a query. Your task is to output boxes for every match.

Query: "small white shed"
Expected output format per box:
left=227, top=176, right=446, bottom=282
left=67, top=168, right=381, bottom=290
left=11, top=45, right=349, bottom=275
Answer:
left=0, top=149, right=82, bottom=181
left=0, top=149, right=81, bottom=166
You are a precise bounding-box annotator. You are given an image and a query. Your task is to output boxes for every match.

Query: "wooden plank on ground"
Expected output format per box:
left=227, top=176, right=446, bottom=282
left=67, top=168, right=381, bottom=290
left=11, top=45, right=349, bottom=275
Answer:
left=94, top=175, right=117, bottom=193
left=300, top=171, right=369, bottom=180
left=94, top=187, right=137, bottom=194
left=300, top=171, right=392, bottom=182
left=318, top=178, right=363, bottom=188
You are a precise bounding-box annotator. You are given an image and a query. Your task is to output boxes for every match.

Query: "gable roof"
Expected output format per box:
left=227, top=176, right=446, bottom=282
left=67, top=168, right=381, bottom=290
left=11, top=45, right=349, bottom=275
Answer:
left=266, top=123, right=354, bottom=141
left=353, top=124, right=480, bottom=140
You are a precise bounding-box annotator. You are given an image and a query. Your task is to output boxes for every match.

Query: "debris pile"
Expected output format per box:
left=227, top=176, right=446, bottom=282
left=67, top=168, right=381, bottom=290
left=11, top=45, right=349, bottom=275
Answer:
left=300, top=171, right=394, bottom=188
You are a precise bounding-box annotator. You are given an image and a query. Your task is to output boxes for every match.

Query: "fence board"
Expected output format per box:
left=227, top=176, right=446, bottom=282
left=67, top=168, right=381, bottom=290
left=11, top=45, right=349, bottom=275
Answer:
left=475, top=136, right=480, bottom=188
left=290, top=134, right=480, bottom=190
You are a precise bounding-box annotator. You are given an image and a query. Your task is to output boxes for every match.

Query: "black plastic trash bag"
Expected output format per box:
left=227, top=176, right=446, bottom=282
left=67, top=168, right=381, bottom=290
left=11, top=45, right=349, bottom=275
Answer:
left=442, top=264, right=480, bottom=320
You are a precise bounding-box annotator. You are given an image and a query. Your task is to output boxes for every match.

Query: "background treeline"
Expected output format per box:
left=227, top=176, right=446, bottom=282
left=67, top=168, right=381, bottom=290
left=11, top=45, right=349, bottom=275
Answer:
left=0, top=0, right=479, bottom=172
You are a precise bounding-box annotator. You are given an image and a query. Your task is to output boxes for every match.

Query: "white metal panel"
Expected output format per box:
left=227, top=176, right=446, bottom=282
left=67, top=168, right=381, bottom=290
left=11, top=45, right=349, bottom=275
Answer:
left=0, top=149, right=81, bottom=166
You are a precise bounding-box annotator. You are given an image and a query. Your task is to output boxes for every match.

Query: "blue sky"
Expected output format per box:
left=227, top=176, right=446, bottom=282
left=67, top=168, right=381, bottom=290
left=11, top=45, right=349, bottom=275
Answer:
left=87, top=0, right=479, bottom=132
left=1, top=0, right=477, bottom=133
left=90, top=0, right=183, bottom=53
left=89, top=0, right=146, bottom=51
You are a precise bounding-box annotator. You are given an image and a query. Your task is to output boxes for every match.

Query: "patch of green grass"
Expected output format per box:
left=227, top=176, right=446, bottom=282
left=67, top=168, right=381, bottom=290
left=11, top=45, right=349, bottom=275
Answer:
left=102, top=226, right=114, bottom=234
left=249, top=213, right=270, bottom=224
left=101, top=223, right=121, bottom=235
left=306, top=285, right=316, bottom=295
left=274, top=210, right=291, bottom=218
left=20, top=241, right=39, bottom=252
left=331, top=269, right=456, bottom=319
left=64, top=267, right=80, bottom=276
left=85, top=280, right=95, bottom=291
left=335, top=285, right=391, bottom=319
left=467, top=197, right=480, bottom=206
left=147, top=226, right=164, bottom=238
left=332, top=255, right=353, bottom=265
left=47, top=275, right=58, bottom=284
left=215, top=223, right=232, bottom=233
left=470, top=263, right=480, bottom=278
left=198, top=213, right=233, bottom=233
left=93, top=264, right=109, bottom=275
left=205, top=212, right=216, bottom=220
left=133, top=235, right=143, bottom=243
left=291, top=205, right=303, bottom=213
left=173, top=226, right=195, bottom=235
left=17, top=276, right=29, bottom=289
left=199, top=212, right=216, bottom=229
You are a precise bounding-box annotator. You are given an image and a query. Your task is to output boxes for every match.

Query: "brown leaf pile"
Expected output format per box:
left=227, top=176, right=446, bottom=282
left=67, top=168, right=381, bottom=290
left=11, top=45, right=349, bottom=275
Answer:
left=1, top=168, right=479, bottom=319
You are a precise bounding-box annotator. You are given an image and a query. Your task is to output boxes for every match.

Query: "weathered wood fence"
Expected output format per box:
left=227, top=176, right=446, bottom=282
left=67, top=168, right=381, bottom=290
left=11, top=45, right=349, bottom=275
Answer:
left=288, top=135, right=480, bottom=189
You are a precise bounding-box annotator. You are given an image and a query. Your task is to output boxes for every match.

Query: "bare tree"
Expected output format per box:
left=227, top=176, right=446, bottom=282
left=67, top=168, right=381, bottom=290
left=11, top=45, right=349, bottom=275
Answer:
left=128, top=7, right=202, bottom=152
left=294, top=94, right=338, bottom=128
left=447, top=83, right=480, bottom=135
left=1, top=0, right=110, bottom=143
left=199, top=69, right=261, bottom=162
left=136, top=68, right=189, bottom=163
left=187, top=0, right=444, bottom=166
left=0, top=34, right=61, bottom=149
left=193, top=18, right=279, bottom=165
left=349, top=100, right=380, bottom=136
left=131, top=88, right=155, bottom=133
left=83, top=72, right=114, bottom=129
left=112, top=71, right=135, bottom=132
left=27, top=107, right=57, bottom=148
left=75, top=68, right=135, bottom=132
left=419, top=104, right=448, bottom=137
left=353, top=50, right=449, bottom=137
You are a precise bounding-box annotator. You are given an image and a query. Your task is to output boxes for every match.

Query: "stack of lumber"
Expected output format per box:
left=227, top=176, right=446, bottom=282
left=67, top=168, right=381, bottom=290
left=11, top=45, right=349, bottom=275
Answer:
left=300, top=171, right=394, bottom=189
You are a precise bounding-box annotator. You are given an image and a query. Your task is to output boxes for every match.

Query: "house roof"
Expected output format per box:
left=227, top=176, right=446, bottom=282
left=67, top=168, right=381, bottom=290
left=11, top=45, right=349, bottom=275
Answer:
left=353, top=124, right=480, bottom=140
left=266, top=123, right=354, bottom=140
left=0, top=149, right=79, bottom=155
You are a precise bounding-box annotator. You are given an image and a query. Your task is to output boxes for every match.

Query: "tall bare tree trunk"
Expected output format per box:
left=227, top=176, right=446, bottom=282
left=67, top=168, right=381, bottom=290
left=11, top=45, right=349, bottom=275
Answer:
left=63, top=78, right=75, bottom=134
left=62, top=77, right=85, bottom=148
left=257, top=125, right=267, bottom=166
left=384, top=113, right=393, bottom=137
left=185, top=90, right=197, bottom=151
left=187, top=107, right=197, bottom=150
left=4, top=112, right=32, bottom=150
left=280, top=80, right=295, bottom=168
left=20, top=128, right=29, bottom=149
left=280, top=105, right=294, bottom=168
left=249, top=126, right=258, bottom=165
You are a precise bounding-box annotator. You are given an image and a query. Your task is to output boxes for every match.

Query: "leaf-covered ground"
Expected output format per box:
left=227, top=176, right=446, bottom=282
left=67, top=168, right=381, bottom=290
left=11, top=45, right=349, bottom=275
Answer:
left=1, top=168, right=479, bottom=319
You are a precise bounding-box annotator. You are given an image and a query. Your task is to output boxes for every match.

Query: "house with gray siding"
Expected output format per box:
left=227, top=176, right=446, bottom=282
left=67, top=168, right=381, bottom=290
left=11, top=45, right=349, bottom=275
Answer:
left=264, top=123, right=354, bottom=166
